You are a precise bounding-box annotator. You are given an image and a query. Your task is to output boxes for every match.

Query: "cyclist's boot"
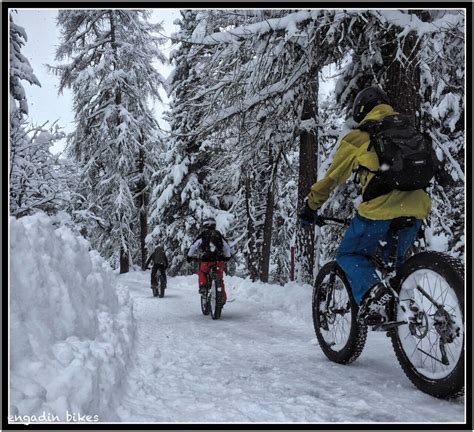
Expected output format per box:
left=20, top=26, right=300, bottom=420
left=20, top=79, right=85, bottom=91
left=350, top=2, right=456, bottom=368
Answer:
left=199, top=284, right=206, bottom=295
left=358, top=282, right=394, bottom=327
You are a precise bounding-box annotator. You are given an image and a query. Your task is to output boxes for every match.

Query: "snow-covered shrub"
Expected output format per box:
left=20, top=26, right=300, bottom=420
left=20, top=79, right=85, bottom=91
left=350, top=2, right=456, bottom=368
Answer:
left=9, top=212, right=136, bottom=421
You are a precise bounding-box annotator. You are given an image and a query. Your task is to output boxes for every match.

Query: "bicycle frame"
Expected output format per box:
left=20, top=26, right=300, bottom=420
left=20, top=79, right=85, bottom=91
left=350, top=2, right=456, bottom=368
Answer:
left=318, top=215, right=412, bottom=330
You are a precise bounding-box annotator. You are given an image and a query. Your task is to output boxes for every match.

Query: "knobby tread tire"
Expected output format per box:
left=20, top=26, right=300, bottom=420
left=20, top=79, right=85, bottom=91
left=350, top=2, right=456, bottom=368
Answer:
left=313, top=261, right=368, bottom=365
left=158, top=275, right=166, bottom=298
left=391, top=251, right=464, bottom=399
left=210, top=275, right=223, bottom=320
left=201, top=291, right=210, bottom=315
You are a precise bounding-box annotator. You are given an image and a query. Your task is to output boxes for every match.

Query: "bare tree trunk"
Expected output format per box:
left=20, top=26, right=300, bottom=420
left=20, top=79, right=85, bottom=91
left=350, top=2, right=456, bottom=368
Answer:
left=245, top=176, right=259, bottom=282
left=137, top=146, right=148, bottom=270
left=259, top=163, right=275, bottom=282
left=296, top=67, right=319, bottom=284
left=382, top=22, right=422, bottom=126
left=139, top=201, right=148, bottom=270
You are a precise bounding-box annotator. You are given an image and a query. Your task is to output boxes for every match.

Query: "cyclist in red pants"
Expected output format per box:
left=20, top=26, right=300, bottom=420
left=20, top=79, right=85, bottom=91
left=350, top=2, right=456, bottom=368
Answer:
left=187, top=218, right=232, bottom=304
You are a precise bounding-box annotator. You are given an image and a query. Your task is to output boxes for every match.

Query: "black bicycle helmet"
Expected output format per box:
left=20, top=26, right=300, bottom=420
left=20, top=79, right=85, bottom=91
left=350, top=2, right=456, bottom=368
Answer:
left=352, top=86, right=390, bottom=123
left=203, top=217, right=216, bottom=229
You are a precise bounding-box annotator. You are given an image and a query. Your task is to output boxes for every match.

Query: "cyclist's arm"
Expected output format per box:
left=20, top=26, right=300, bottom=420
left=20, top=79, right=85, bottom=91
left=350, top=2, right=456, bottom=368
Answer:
left=145, top=253, right=153, bottom=268
left=187, top=238, right=202, bottom=258
left=307, top=138, right=359, bottom=210
left=222, top=238, right=231, bottom=258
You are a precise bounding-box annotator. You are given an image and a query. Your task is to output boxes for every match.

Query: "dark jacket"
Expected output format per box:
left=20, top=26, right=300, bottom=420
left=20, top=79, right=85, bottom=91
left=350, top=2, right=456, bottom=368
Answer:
left=187, top=229, right=232, bottom=262
left=146, top=246, right=168, bottom=268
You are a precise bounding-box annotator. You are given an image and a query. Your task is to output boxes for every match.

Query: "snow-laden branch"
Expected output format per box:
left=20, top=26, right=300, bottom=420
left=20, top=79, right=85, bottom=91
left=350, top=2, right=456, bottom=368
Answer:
left=187, top=10, right=320, bottom=46
left=199, top=58, right=308, bottom=129
left=376, top=10, right=464, bottom=37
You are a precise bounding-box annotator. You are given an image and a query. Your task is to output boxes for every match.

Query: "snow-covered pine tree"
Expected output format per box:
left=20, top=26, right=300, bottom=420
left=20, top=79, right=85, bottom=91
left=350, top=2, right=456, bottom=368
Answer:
left=9, top=12, right=41, bottom=131
left=418, top=10, right=465, bottom=257
left=149, top=9, right=464, bottom=281
left=52, top=10, right=166, bottom=272
left=147, top=10, right=215, bottom=275
left=9, top=12, right=67, bottom=217
left=155, top=10, right=351, bottom=282
left=10, top=121, right=67, bottom=217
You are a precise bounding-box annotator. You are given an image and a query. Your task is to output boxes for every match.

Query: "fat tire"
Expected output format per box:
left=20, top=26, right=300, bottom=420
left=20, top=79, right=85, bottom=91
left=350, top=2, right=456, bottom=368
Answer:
left=391, top=251, right=464, bottom=399
left=201, top=291, right=210, bottom=315
left=210, top=275, right=223, bottom=320
left=313, top=261, right=368, bottom=364
left=159, top=276, right=165, bottom=298
left=152, top=287, right=158, bottom=297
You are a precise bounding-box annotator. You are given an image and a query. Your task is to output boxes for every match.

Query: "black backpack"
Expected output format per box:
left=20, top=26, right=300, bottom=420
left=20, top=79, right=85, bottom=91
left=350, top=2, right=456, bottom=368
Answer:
left=359, top=114, right=439, bottom=202
left=200, top=229, right=224, bottom=260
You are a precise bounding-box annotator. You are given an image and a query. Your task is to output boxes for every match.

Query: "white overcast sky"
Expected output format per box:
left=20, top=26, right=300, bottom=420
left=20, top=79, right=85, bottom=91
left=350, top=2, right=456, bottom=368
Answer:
left=14, top=9, right=181, bottom=154
left=13, top=8, right=336, bottom=155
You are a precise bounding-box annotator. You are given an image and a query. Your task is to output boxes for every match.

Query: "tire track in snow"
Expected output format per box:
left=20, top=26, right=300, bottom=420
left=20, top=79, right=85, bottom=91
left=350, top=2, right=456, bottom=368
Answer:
left=115, top=272, right=464, bottom=423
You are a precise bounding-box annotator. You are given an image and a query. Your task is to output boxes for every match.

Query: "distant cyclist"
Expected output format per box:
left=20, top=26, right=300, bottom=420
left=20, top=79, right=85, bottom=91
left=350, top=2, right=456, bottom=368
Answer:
left=145, top=245, right=169, bottom=293
left=187, top=218, right=231, bottom=304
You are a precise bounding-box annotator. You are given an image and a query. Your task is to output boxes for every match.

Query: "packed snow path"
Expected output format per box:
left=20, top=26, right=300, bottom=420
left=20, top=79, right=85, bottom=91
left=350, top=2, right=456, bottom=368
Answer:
left=116, top=272, right=464, bottom=423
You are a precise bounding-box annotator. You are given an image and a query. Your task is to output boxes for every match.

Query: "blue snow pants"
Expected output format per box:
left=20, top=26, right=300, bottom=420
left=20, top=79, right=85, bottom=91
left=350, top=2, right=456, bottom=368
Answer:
left=335, top=214, right=422, bottom=305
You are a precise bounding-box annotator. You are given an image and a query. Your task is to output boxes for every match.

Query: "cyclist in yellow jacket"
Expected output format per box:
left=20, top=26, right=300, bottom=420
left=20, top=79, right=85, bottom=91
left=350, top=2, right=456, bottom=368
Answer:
left=299, top=86, right=431, bottom=325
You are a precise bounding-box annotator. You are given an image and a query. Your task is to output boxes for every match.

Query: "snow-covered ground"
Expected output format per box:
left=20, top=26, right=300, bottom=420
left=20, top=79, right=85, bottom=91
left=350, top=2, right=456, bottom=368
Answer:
left=116, top=271, right=465, bottom=424
left=8, top=213, right=465, bottom=424
left=9, top=213, right=136, bottom=421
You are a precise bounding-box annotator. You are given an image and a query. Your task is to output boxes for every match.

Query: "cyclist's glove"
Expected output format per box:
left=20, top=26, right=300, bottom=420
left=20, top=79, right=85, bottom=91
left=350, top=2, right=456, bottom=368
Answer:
left=299, top=202, right=320, bottom=227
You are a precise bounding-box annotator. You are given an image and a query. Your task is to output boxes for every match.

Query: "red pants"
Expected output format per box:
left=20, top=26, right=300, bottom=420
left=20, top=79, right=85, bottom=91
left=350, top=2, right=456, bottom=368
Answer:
left=198, top=261, right=226, bottom=302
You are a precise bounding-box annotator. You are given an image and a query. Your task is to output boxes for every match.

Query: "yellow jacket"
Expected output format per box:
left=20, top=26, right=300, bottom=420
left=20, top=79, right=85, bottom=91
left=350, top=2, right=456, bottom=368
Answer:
left=307, top=104, right=431, bottom=220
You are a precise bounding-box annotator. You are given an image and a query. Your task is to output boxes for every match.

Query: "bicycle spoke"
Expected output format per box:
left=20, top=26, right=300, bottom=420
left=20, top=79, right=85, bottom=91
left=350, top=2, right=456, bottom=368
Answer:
left=445, top=342, right=456, bottom=364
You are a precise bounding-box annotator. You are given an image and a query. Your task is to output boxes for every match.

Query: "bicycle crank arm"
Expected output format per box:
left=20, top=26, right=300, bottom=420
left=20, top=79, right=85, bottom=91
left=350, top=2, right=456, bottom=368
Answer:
left=377, top=320, right=408, bottom=331
left=330, top=308, right=350, bottom=315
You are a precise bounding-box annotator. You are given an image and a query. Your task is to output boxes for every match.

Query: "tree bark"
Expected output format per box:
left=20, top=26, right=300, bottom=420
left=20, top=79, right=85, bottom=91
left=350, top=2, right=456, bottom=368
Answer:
left=245, top=175, right=259, bottom=282
left=296, top=67, right=319, bottom=283
left=259, top=147, right=275, bottom=282
left=137, top=145, right=148, bottom=270
left=381, top=21, right=422, bottom=126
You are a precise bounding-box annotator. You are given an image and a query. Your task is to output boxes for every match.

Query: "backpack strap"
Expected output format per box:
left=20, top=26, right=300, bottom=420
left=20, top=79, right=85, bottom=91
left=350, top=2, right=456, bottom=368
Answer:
left=351, top=120, right=382, bottom=179
left=357, top=120, right=383, bottom=151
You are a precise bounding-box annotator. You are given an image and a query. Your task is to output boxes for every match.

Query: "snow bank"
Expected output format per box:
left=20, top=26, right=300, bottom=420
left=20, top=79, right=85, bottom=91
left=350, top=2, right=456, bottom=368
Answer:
left=9, top=212, right=136, bottom=422
left=225, top=275, right=314, bottom=324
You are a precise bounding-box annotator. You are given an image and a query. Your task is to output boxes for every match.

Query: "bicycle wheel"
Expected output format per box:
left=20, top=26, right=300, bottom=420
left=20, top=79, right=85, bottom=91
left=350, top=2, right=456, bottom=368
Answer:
left=152, top=286, right=158, bottom=297
left=391, top=251, right=464, bottom=398
left=312, top=262, right=367, bottom=364
left=158, top=275, right=165, bottom=298
left=210, top=273, right=223, bottom=320
left=201, top=287, right=210, bottom=315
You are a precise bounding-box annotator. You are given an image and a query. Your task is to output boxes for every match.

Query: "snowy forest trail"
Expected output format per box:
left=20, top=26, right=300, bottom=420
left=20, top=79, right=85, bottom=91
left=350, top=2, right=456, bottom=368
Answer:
left=115, top=272, right=464, bottom=423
